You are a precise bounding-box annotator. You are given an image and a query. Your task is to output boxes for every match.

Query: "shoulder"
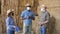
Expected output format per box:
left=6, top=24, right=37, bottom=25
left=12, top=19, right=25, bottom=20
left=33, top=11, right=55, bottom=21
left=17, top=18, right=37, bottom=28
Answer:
left=23, top=10, right=27, bottom=13
left=45, top=11, right=50, bottom=16
left=21, top=10, right=27, bottom=14
left=30, top=10, right=34, bottom=14
left=6, top=17, right=10, bottom=21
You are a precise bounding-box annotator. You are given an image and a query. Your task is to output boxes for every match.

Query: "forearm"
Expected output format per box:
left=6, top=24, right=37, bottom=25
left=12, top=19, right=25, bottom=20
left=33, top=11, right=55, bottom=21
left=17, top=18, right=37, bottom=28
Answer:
left=29, top=16, right=35, bottom=20
left=44, top=20, right=49, bottom=24
left=8, top=25, right=15, bottom=28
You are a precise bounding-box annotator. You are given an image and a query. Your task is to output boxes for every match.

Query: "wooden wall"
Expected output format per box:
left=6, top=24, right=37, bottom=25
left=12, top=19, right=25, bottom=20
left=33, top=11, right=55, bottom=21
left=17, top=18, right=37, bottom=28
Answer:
left=1, top=0, right=60, bottom=34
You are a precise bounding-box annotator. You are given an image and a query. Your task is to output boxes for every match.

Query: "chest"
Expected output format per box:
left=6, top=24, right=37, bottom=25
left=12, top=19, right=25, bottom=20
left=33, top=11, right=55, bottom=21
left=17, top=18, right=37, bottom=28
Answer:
left=40, top=13, right=47, bottom=19
left=24, top=12, right=32, bottom=17
left=9, top=18, right=14, bottom=24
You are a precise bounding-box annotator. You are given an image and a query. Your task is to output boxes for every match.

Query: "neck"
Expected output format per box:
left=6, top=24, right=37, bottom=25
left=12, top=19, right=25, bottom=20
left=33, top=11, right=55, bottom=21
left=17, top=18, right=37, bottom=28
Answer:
left=27, top=10, right=30, bottom=12
left=8, top=16, right=12, bottom=18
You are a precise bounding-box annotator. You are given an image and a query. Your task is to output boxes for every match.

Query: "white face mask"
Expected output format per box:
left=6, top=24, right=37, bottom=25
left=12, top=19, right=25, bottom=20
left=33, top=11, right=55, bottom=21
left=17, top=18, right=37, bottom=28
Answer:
left=26, top=7, right=31, bottom=10
left=41, top=8, right=45, bottom=12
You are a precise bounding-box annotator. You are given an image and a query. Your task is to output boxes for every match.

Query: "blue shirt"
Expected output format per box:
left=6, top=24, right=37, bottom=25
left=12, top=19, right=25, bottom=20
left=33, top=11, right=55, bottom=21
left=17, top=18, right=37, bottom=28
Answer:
left=21, top=10, right=35, bottom=25
left=6, top=17, right=15, bottom=30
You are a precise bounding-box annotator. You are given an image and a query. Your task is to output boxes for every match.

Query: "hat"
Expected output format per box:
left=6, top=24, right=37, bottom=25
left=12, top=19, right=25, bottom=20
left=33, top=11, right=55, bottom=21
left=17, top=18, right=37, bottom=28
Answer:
left=25, top=4, right=31, bottom=7
left=41, top=4, right=47, bottom=9
left=7, top=9, right=14, bottom=15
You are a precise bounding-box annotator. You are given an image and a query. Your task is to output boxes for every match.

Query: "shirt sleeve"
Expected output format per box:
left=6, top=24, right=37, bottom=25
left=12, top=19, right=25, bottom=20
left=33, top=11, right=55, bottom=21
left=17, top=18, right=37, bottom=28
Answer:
left=6, top=18, right=10, bottom=26
left=46, top=13, right=50, bottom=22
left=32, top=12, right=35, bottom=20
left=21, top=12, right=24, bottom=18
left=6, top=18, right=14, bottom=27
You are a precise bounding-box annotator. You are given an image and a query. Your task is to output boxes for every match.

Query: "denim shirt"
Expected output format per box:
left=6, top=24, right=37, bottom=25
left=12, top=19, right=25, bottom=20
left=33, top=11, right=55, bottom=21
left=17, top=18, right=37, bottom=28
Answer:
left=6, top=17, right=15, bottom=31
left=21, top=10, right=35, bottom=25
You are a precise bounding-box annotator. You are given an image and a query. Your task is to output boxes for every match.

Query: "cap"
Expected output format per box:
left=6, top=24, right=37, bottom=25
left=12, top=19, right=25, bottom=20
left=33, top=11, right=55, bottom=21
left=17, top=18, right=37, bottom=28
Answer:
left=7, top=9, right=14, bottom=15
left=25, top=4, right=31, bottom=7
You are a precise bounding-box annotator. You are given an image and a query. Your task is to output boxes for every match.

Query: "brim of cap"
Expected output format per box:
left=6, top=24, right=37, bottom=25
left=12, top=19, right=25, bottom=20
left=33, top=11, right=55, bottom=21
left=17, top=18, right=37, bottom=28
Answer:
left=7, top=11, right=13, bottom=15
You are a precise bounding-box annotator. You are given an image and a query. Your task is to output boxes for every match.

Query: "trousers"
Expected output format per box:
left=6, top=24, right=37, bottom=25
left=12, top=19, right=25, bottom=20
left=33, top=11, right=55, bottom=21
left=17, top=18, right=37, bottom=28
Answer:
left=40, top=25, right=47, bottom=34
left=7, top=29, right=15, bottom=34
left=23, top=23, right=32, bottom=34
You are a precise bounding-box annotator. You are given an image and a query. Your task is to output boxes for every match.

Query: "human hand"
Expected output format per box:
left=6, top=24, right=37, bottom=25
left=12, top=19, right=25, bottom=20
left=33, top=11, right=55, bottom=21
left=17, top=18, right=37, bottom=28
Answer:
left=13, top=26, right=16, bottom=28
left=26, top=15, right=32, bottom=19
left=38, top=22, right=45, bottom=26
left=26, top=16, right=29, bottom=18
left=38, top=22, right=42, bottom=26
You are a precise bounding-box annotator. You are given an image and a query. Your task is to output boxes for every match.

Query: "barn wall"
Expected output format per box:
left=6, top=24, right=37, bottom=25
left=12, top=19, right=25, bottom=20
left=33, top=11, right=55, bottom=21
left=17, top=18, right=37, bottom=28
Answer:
left=1, top=0, right=38, bottom=33
left=0, top=0, right=60, bottom=34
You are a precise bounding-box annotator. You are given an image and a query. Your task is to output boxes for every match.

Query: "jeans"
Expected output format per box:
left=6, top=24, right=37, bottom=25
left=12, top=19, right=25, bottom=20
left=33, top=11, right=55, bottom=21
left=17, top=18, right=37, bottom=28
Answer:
left=23, top=23, right=32, bottom=34
left=7, top=29, right=15, bottom=34
left=40, top=26, right=46, bottom=34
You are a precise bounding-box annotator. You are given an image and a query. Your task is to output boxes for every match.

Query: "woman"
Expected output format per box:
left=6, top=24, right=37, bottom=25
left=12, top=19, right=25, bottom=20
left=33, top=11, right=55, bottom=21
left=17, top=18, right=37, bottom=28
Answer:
left=6, top=9, right=15, bottom=34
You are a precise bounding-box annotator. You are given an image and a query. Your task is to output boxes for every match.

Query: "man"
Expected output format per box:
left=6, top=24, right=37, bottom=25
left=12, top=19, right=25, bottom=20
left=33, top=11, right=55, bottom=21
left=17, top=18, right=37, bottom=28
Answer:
left=6, top=9, right=16, bottom=34
left=39, top=5, right=50, bottom=34
left=21, top=4, right=35, bottom=34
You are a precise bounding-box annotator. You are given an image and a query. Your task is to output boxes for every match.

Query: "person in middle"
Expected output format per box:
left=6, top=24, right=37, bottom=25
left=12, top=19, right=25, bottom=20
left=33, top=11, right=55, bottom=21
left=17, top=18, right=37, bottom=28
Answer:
left=21, top=4, right=35, bottom=34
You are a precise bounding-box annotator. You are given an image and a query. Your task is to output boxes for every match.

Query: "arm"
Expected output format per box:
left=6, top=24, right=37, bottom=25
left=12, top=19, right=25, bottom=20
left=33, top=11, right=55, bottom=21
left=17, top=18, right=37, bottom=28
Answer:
left=6, top=18, right=16, bottom=28
left=30, top=12, right=35, bottom=20
left=21, top=11, right=31, bottom=20
left=21, top=12, right=25, bottom=20
left=32, top=14, right=35, bottom=20
left=43, top=13, right=50, bottom=24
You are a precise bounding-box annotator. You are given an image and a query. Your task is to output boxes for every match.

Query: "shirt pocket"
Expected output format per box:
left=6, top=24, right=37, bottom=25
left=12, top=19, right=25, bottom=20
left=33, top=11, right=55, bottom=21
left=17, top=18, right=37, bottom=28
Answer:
left=10, top=20, right=14, bottom=25
left=40, top=14, right=46, bottom=21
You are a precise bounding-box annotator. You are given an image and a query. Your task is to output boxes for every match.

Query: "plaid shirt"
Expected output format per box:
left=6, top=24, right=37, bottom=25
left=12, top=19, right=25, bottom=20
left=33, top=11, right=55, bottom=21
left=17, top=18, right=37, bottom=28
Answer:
left=40, top=11, right=50, bottom=23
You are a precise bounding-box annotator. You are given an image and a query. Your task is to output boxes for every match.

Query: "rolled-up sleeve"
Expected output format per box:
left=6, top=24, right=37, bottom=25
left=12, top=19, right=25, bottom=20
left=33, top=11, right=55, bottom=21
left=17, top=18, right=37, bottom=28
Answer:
left=6, top=18, right=14, bottom=28
left=21, top=12, right=24, bottom=18
left=46, top=13, right=50, bottom=22
left=32, top=13, right=35, bottom=19
left=31, top=12, right=35, bottom=20
left=6, top=18, right=10, bottom=26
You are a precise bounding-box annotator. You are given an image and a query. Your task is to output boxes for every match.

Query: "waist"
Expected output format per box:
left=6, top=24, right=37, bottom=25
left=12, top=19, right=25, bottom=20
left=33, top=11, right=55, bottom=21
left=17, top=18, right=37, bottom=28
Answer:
left=24, top=19, right=32, bottom=22
left=23, top=20, right=32, bottom=25
left=24, top=18, right=32, bottom=20
left=7, top=27, right=15, bottom=30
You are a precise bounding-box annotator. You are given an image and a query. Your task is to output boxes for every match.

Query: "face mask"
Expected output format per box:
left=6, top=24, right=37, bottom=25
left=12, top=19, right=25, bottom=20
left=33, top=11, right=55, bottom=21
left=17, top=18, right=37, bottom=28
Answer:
left=12, top=13, right=14, bottom=16
left=11, top=12, right=14, bottom=16
left=41, top=8, right=45, bottom=12
left=27, top=7, right=31, bottom=10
